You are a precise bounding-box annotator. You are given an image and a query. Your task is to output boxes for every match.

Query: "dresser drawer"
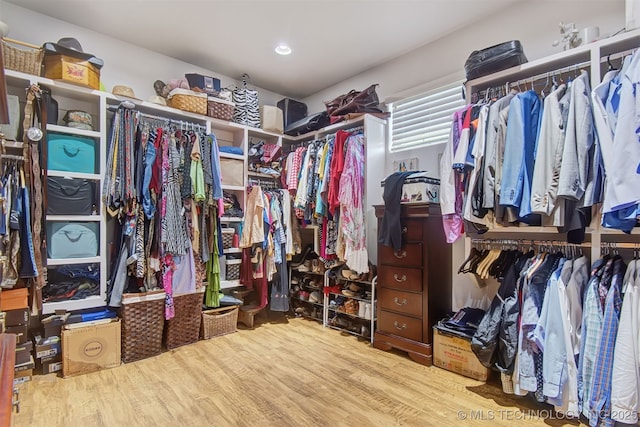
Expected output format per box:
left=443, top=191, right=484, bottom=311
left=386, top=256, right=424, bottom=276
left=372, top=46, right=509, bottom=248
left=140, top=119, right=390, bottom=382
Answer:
left=378, top=266, right=422, bottom=292
left=378, top=310, right=422, bottom=342
left=401, top=220, right=423, bottom=242
left=379, top=243, right=422, bottom=267
left=378, top=288, right=422, bottom=317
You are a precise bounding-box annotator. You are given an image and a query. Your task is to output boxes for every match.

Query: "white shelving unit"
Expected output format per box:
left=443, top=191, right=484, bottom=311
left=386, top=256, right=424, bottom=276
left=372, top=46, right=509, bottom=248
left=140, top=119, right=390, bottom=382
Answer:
left=463, top=28, right=640, bottom=261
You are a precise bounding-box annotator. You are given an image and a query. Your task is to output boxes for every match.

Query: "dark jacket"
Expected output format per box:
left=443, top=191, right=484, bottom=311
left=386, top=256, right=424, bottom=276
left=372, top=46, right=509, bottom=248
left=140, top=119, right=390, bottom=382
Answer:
left=379, top=172, right=413, bottom=250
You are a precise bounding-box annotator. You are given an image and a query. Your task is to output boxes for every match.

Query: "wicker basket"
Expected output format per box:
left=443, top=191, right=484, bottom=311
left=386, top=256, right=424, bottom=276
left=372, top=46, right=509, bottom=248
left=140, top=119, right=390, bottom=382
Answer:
left=207, top=97, right=235, bottom=121
left=167, top=89, right=207, bottom=115
left=221, top=228, right=234, bottom=249
left=2, top=37, right=43, bottom=76
left=164, top=291, right=203, bottom=350
left=200, top=306, right=239, bottom=339
left=120, top=291, right=166, bottom=363
left=226, top=259, right=241, bottom=281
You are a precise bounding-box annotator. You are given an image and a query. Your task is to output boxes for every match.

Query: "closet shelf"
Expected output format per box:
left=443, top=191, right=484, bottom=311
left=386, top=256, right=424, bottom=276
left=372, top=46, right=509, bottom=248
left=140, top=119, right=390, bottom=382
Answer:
left=223, top=248, right=242, bottom=254
left=220, top=280, right=240, bottom=289
left=46, top=124, right=100, bottom=139
left=247, top=171, right=279, bottom=180
left=5, top=69, right=104, bottom=102
left=46, top=215, right=100, bottom=222
left=220, top=152, right=245, bottom=160
left=328, top=292, right=373, bottom=303
left=221, top=184, right=245, bottom=191
left=47, top=256, right=102, bottom=266
left=47, top=170, right=101, bottom=181
left=220, top=217, right=243, bottom=223
left=42, top=295, right=104, bottom=315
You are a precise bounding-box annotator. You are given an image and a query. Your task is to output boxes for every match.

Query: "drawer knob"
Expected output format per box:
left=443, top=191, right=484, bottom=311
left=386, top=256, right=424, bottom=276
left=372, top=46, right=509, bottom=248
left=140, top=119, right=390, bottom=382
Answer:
left=393, top=274, right=407, bottom=283
left=394, top=321, right=407, bottom=330
left=393, top=250, right=407, bottom=259
left=393, top=297, right=407, bottom=306
left=401, top=226, right=408, bottom=234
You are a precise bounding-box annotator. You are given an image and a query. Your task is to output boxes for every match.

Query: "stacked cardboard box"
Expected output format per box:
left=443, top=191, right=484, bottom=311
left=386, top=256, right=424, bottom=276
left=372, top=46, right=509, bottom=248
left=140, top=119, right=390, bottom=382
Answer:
left=34, top=313, right=67, bottom=375
left=2, top=305, right=33, bottom=385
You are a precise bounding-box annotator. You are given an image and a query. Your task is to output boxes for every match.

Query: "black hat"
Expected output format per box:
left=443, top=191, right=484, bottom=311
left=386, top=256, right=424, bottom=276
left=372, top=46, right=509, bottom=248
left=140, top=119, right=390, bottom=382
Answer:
left=43, top=37, right=104, bottom=69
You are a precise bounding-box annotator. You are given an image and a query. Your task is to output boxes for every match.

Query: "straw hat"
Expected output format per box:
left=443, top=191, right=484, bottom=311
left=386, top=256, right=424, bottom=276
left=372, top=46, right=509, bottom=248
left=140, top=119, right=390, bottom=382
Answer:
left=112, top=85, right=141, bottom=100
left=148, top=95, right=167, bottom=106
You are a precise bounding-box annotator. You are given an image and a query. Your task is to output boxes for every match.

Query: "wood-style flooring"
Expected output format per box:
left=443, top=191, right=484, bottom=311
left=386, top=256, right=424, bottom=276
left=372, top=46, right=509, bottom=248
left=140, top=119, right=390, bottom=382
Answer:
left=14, top=314, right=605, bottom=426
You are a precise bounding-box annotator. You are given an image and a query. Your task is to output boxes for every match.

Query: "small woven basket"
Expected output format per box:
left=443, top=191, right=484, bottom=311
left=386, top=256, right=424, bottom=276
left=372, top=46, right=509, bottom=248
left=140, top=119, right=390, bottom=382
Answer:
left=167, top=90, right=207, bottom=115
left=221, top=228, right=234, bottom=249
left=2, top=37, right=43, bottom=76
left=201, top=306, right=239, bottom=339
left=207, top=97, right=235, bottom=121
left=164, top=291, right=203, bottom=349
left=120, top=291, right=166, bottom=363
left=226, top=259, right=241, bottom=280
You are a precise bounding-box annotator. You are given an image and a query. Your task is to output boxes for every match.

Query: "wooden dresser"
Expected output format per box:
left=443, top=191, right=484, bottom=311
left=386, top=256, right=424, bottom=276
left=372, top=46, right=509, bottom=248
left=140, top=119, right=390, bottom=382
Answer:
left=373, top=203, right=451, bottom=366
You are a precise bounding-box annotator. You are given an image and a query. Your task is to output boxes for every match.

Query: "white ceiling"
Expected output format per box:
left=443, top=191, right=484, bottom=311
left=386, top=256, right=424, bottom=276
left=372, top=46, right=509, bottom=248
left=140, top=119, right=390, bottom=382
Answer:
left=6, top=0, right=523, bottom=99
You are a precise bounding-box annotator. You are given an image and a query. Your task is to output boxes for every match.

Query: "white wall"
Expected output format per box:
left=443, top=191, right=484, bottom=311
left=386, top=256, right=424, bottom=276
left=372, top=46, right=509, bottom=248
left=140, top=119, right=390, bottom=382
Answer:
left=301, top=0, right=626, bottom=311
left=0, top=1, right=285, bottom=105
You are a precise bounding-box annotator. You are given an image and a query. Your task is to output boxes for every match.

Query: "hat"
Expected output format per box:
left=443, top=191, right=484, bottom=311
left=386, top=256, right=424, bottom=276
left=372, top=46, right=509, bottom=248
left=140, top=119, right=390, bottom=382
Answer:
left=148, top=95, right=167, bottom=106
left=112, top=85, right=141, bottom=101
left=43, top=37, right=104, bottom=69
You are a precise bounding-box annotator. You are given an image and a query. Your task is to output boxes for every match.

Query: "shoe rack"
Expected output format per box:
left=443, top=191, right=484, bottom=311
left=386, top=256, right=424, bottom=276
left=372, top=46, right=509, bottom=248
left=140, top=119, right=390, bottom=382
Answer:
left=289, top=258, right=326, bottom=322
left=324, top=266, right=377, bottom=344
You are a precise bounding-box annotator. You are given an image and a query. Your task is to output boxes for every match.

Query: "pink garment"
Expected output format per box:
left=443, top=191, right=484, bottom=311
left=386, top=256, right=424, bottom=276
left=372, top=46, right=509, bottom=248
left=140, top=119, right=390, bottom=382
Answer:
left=163, top=254, right=175, bottom=319
left=328, top=130, right=350, bottom=216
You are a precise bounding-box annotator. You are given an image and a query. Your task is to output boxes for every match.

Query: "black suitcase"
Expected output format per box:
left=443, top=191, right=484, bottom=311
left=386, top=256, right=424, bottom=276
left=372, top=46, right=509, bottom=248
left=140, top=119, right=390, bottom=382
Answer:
left=464, top=40, right=527, bottom=81
left=284, top=111, right=329, bottom=136
left=277, top=98, right=307, bottom=130
left=46, top=176, right=97, bottom=215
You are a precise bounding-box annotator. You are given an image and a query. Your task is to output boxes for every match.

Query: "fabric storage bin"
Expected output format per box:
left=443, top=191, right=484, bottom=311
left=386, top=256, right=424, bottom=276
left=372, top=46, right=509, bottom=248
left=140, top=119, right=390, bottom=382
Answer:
left=220, top=158, right=244, bottom=187
left=201, top=306, right=238, bottom=339
left=226, top=259, right=241, bottom=280
left=260, top=105, right=284, bottom=134
left=164, top=291, right=203, bottom=350
left=46, top=176, right=97, bottom=215
left=207, top=97, right=235, bottom=121
left=46, top=222, right=99, bottom=259
left=221, top=228, right=234, bottom=249
left=120, top=291, right=165, bottom=363
left=47, top=133, right=97, bottom=174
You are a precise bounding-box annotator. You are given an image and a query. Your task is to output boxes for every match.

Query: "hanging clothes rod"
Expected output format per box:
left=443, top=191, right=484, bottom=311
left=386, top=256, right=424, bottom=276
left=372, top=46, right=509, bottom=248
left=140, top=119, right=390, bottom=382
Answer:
left=107, top=104, right=207, bottom=131
left=471, top=238, right=591, bottom=248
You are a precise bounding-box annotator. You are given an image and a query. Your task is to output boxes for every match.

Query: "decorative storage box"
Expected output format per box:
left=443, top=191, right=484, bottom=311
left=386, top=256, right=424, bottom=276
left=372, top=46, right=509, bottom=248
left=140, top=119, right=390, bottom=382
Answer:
left=220, top=158, right=244, bottom=187
left=201, top=306, right=239, bottom=340
left=47, top=133, right=97, bottom=174
left=46, top=222, right=99, bottom=259
left=221, top=228, right=235, bottom=249
left=225, top=259, right=241, bottom=281
left=0, top=288, right=29, bottom=311
left=62, top=319, right=121, bottom=378
left=120, top=291, right=165, bottom=363
left=207, top=97, right=235, bottom=121
left=381, top=172, right=440, bottom=204
left=167, top=89, right=207, bottom=115
left=260, top=105, right=284, bottom=134
left=46, top=177, right=97, bottom=215
left=186, top=73, right=221, bottom=94
left=43, top=54, right=101, bottom=89
left=164, top=291, right=203, bottom=350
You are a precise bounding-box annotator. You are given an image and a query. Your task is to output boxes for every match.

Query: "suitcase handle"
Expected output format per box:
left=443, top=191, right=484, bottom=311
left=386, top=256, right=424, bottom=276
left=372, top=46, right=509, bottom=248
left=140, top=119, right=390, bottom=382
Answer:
left=63, top=145, right=80, bottom=157
left=62, top=230, right=84, bottom=243
left=60, top=182, right=83, bottom=196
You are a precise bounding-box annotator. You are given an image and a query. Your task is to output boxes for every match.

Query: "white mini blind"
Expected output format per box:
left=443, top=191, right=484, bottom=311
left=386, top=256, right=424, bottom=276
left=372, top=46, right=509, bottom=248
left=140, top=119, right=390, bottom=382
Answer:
left=390, top=81, right=464, bottom=152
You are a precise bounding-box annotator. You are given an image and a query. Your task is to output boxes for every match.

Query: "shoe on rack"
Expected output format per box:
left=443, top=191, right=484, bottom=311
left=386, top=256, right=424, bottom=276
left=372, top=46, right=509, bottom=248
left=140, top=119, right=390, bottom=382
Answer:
left=297, top=260, right=312, bottom=272
left=358, top=302, right=366, bottom=318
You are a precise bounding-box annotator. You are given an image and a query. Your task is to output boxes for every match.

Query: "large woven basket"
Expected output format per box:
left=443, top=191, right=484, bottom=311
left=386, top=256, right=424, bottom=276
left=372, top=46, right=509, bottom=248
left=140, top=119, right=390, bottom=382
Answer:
left=120, top=291, right=166, bottom=363
left=2, top=37, right=43, bottom=76
left=207, top=97, right=235, bottom=121
left=201, top=306, right=239, bottom=339
left=167, top=89, right=207, bottom=115
left=164, top=291, right=203, bottom=350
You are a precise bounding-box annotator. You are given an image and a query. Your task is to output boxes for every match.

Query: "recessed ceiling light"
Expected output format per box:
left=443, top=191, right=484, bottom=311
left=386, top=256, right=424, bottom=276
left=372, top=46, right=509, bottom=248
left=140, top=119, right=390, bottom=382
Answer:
left=275, top=44, right=292, bottom=55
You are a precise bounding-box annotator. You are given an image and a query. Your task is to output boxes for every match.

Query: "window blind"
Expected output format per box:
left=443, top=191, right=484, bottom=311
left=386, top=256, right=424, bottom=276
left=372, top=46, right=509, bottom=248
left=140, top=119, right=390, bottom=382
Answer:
left=390, top=81, right=464, bottom=152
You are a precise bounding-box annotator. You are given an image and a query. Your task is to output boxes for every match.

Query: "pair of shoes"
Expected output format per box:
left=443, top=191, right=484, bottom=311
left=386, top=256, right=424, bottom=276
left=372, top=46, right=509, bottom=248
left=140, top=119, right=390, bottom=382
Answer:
left=341, top=289, right=358, bottom=298
left=344, top=299, right=359, bottom=316
left=297, top=260, right=312, bottom=272
left=341, top=268, right=359, bottom=280
left=359, top=302, right=372, bottom=320
left=308, top=291, right=321, bottom=303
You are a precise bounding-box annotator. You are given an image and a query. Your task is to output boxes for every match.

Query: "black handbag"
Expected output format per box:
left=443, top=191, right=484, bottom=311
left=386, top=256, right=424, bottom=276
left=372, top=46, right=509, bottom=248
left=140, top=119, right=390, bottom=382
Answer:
left=464, top=41, right=528, bottom=81
left=284, top=111, right=330, bottom=136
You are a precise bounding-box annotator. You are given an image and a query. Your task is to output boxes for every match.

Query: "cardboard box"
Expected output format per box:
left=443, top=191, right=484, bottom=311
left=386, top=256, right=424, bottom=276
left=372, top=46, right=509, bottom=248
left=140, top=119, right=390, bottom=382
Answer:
left=62, top=319, right=121, bottom=378
left=13, top=372, right=32, bottom=385
left=15, top=341, right=33, bottom=365
left=260, top=105, right=284, bottom=134
left=35, top=336, right=61, bottom=359
left=433, top=327, right=490, bottom=381
left=15, top=356, right=35, bottom=373
left=220, top=158, right=244, bottom=187
left=4, top=308, right=29, bottom=326
left=42, top=314, right=68, bottom=338
left=43, top=54, right=101, bottom=89
left=6, top=324, right=27, bottom=344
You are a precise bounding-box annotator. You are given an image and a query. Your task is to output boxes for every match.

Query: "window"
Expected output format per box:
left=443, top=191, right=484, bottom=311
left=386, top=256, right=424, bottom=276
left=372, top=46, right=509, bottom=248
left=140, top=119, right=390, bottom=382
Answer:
left=389, top=81, right=464, bottom=152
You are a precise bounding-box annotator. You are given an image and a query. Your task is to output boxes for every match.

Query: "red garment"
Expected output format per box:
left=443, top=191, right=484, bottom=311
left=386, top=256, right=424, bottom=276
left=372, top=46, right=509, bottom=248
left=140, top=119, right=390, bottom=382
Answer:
left=149, top=128, right=164, bottom=193
left=327, top=130, right=350, bottom=215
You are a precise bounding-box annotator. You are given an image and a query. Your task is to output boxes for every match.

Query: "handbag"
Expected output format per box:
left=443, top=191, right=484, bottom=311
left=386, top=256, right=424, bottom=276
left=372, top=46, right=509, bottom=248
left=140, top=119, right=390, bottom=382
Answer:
left=232, top=74, right=260, bottom=128
left=324, top=84, right=382, bottom=117
left=464, top=41, right=528, bottom=81
left=284, top=111, right=330, bottom=136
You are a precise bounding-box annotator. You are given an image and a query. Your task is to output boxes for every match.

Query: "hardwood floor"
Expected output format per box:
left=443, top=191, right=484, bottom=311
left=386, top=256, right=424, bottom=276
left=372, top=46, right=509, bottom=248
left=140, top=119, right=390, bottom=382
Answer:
left=14, top=314, right=602, bottom=427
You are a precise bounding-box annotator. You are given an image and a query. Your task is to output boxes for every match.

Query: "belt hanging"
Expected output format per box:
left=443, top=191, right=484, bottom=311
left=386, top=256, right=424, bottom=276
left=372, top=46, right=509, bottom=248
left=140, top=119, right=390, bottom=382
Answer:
left=22, top=84, right=47, bottom=312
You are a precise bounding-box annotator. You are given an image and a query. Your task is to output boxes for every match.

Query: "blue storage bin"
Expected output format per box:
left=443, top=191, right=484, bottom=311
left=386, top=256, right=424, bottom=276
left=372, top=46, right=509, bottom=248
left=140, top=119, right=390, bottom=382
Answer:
left=47, top=133, right=97, bottom=174
left=46, top=222, right=99, bottom=259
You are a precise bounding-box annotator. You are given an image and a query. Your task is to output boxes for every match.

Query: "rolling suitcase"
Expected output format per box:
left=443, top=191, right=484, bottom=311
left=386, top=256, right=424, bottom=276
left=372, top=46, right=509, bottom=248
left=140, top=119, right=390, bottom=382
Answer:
left=277, top=98, right=307, bottom=130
